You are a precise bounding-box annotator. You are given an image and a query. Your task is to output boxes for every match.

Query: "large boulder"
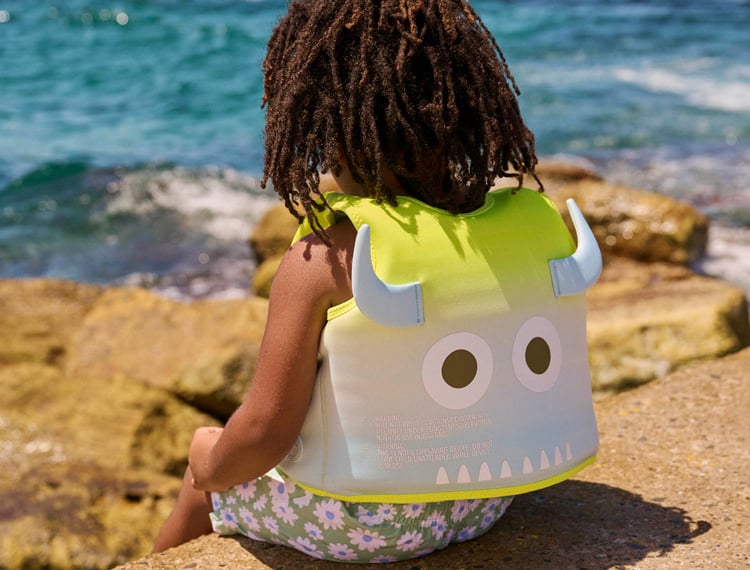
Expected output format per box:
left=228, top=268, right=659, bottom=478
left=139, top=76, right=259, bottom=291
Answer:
left=0, top=362, right=219, bottom=475
left=548, top=179, right=709, bottom=265
left=587, top=258, right=750, bottom=395
left=65, top=287, right=268, bottom=419
left=0, top=279, right=103, bottom=366
left=247, top=205, right=297, bottom=297
left=251, top=254, right=283, bottom=299
left=247, top=173, right=342, bottom=263
left=506, top=161, right=710, bottom=265
left=0, top=278, right=233, bottom=569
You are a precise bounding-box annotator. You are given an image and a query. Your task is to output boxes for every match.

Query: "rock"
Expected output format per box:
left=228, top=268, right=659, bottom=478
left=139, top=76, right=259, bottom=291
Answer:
left=550, top=179, right=709, bottom=264
left=0, top=362, right=219, bottom=475
left=0, top=162, right=743, bottom=568
left=115, top=347, right=750, bottom=570
left=252, top=255, right=283, bottom=299
left=535, top=159, right=604, bottom=185
left=0, top=360, right=213, bottom=568
left=587, top=258, right=750, bottom=396
left=0, top=447, right=180, bottom=570
left=247, top=204, right=299, bottom=265
left=65, top=287, right=269, bottom=419
left=0, top=279, right=103, bottom=367
left=502, top=161, right=709, bottom=265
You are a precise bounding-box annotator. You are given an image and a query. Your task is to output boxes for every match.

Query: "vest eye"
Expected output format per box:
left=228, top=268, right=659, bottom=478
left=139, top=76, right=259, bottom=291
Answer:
left=512, top=316, right=562, bottom=393
left=422, top=332, right=493, bottom=409
left=441, top=349, right=478, bottom=389
left=525, top=337, right=551, bottom=375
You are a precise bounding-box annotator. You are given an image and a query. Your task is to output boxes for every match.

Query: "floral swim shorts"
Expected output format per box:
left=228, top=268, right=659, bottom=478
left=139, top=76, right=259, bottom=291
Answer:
left=210, top=469, right=513, bottom=563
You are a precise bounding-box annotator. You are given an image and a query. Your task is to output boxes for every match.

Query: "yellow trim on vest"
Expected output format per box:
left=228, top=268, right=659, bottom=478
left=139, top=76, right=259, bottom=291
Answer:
left=283, top=456, right=596, bottom=504
left=326, top=297, right=357, bottom=321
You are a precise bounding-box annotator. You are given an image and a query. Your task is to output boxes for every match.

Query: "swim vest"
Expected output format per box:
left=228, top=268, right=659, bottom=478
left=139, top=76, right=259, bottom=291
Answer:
left=279, top=187, right=601, bottom=503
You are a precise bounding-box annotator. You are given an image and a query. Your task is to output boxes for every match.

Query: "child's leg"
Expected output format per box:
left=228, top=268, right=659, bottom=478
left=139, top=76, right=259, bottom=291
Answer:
left=152, top=466, right=214, bottom=553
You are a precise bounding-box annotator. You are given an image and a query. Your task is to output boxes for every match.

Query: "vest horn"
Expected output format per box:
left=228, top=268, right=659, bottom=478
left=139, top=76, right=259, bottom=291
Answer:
left=548, top=199, right=602, bottom=297
left=352, top=224, right=424, bottom=327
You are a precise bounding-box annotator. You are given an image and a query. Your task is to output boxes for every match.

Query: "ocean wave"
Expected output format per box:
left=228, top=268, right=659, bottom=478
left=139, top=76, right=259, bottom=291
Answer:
left=614, top=65, right=750, bottom=113
left=102, top=165, right=275, bottom=241
left=0, top=162, right=278, bottom=299
left=592, top=144, right=750, bottom=209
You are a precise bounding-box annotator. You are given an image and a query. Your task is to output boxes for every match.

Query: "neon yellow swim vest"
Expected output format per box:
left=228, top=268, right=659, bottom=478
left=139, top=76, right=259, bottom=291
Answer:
left=279, top=187, right=601, bottom=503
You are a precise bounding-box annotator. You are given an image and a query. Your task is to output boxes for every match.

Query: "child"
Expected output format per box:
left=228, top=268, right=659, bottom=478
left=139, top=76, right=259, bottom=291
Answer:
left=152, top=0, right=600, bottom=562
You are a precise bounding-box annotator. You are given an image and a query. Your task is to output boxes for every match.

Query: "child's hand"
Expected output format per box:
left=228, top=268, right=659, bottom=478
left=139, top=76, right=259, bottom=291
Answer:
left=188, top=426, right=224, bottom=492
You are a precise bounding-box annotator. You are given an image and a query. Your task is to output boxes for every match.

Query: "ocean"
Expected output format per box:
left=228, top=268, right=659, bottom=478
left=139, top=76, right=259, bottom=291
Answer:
left=1, top=0, right=749, bottom=299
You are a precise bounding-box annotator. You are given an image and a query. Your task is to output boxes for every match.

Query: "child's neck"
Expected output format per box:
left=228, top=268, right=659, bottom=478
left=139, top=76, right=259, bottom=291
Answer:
left=329, top=164, right=410, bottom=198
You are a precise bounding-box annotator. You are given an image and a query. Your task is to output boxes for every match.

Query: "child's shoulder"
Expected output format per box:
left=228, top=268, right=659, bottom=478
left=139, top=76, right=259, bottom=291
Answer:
left=278, top=215, right=356, bottom=310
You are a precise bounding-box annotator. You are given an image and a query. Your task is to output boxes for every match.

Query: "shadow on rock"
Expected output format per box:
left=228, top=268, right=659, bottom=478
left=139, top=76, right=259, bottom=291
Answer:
left=223, top=480, right=711, bottom=569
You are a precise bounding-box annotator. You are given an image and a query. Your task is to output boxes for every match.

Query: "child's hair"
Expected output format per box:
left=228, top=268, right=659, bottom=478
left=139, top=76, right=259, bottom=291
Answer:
left=261, top=0, right=539, bottom=238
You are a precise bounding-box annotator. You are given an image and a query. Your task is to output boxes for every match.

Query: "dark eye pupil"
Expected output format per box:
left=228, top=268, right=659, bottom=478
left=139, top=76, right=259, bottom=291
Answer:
left=526, top=337, right=551, bottom=374
left=441, top=349, right=477, bottom=389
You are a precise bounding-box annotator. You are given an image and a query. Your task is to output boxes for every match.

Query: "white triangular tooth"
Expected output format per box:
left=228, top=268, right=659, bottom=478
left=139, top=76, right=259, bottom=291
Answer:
left=478, top=462, right=492, bottom=482
left=500, top=460, right=512, bottom=478
left=457, top=464, right=471, bottom=483
left=540, top=450, right=550, bottom=470
left=554, top=446, right=563, bottom=465
left=566, top=441, right=573, bottom=461
left=523, top=456, right=534, bottom=474
left=436, top=466, right=449, bottom=485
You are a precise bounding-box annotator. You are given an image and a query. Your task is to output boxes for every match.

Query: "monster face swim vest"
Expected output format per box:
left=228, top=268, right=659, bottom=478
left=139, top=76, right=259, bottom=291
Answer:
left=279, top=188, right=601, bottom=503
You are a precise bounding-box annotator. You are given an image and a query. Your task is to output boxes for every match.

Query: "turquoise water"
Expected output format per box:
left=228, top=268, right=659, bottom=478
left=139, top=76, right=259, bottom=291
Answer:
left=1, top=0, right=749, bottom=297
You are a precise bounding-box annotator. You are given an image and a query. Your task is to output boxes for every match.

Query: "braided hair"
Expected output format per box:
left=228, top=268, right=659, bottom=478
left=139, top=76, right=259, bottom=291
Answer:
left=261, top=0, right=539, bottom=238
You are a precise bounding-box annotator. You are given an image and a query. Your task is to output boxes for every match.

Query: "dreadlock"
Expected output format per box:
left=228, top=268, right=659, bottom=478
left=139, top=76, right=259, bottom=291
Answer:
left=261, top=0, right=539, bottom=239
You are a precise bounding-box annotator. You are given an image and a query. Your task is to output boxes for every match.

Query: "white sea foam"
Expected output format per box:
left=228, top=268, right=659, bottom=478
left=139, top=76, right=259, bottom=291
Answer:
left=596, top=145, right=750, bottom=205
left=696, top=224, right=750, bottom=297
left=614, top=65, right=750, bottom=113
left=96, top=165, right=283, bottom=300
left=104, top=166, right=277, bottom=241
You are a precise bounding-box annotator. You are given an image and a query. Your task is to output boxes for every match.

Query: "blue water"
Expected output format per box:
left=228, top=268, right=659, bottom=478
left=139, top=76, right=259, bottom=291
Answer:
left=1, top=0, right=749, bottom=298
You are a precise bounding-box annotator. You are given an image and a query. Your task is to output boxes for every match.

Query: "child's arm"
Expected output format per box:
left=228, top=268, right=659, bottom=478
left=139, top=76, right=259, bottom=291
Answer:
left=189, top=220, right=355, bottom=492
